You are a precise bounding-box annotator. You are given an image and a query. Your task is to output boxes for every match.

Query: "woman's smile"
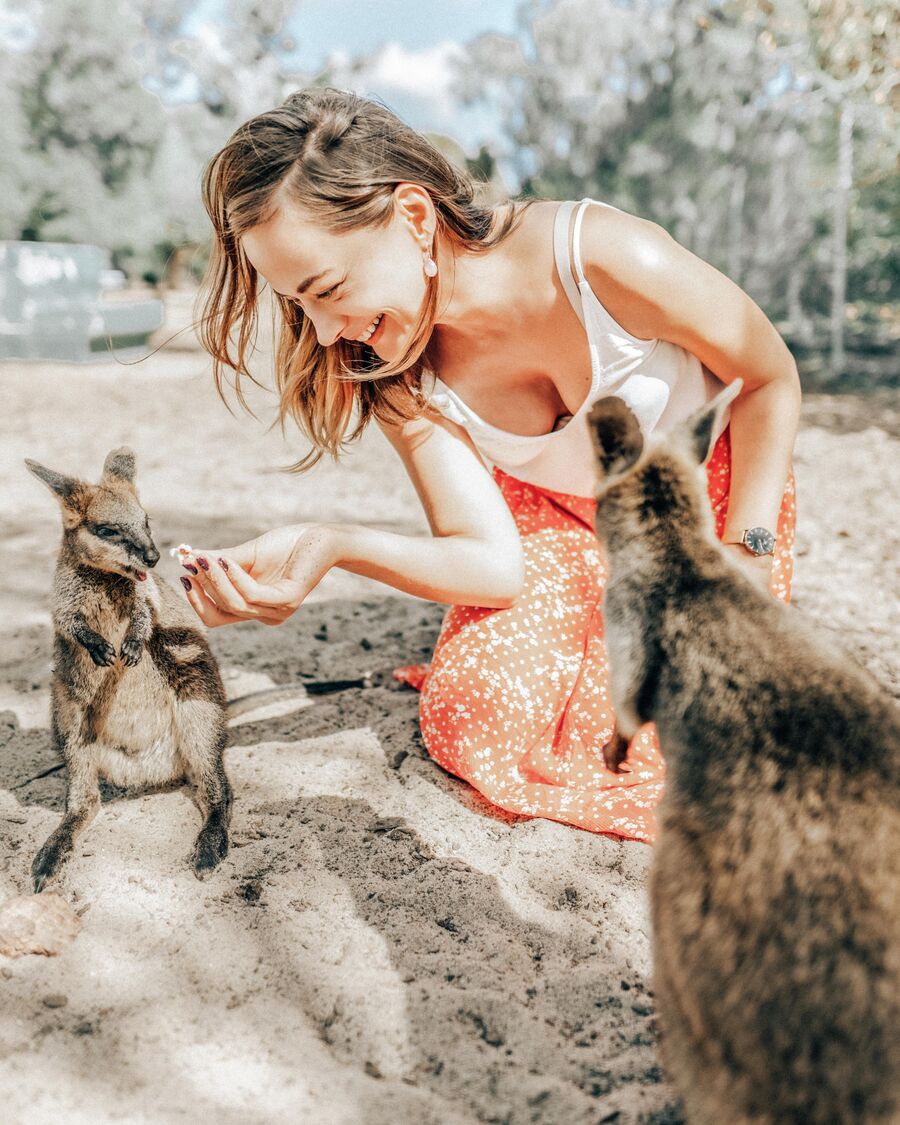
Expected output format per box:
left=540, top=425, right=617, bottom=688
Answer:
left=353, top=312, right=384, bottom=344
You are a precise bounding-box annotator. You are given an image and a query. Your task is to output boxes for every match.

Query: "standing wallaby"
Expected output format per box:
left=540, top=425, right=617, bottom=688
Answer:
left=26, top=448, right=233, bottom=890
left=587, top=383, right=900, bottom=1125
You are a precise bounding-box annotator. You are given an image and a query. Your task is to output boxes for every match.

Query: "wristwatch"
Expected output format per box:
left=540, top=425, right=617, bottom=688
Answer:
left=725, top=527, right=776, bottom=557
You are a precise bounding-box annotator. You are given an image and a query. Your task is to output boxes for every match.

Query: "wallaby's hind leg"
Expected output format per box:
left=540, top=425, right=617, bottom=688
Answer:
left=32, top=753, right=100, bottom=892
left=176, top=700, right=232, bottom=879
left=602, top=723, right=632, bottom=773
left=189, top=755, right=232, bottom=879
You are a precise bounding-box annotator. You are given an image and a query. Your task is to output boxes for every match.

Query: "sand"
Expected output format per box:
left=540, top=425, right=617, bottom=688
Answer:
left=0, top=307, right=897, bottom=1124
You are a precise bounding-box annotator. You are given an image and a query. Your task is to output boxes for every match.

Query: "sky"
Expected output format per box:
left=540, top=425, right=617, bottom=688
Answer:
left=278, top=0, right=520, bottom=71
left=186, top=0, right=522, bottom=156
left=0, top=0, right=524, bottom=176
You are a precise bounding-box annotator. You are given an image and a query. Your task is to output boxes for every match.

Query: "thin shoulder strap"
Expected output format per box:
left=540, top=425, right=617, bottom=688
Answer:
left=571, top=197, right=593, bottom=286
left=553, top=200, right=585, bottom=327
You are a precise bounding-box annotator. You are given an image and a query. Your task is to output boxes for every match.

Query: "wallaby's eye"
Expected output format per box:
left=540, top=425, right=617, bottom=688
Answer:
left=95, top=525, right=119, bottom=539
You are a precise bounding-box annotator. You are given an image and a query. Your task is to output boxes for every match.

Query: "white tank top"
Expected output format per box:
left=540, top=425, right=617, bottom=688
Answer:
left=424, top=198, right=728, bottom=496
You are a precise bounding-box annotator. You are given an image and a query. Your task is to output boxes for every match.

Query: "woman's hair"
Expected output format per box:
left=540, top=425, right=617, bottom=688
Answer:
left=199, top=86, right=534, bottom=469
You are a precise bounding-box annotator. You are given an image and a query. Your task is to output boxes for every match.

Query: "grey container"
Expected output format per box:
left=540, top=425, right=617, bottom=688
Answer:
left=0, top=241, right=163, bottom=361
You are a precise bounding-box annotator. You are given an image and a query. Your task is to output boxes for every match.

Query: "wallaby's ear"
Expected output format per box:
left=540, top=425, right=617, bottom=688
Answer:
left=24, top=459, right=79, bottom=504
left=673, top=379, right=743, bottom=465
left=588, top=398, right=645, bottom=482
left=101, top=447, right=136, bottom=484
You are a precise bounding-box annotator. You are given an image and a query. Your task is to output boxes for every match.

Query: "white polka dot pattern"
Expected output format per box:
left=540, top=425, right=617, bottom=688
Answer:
left=394, top=427, right=797, bottom=844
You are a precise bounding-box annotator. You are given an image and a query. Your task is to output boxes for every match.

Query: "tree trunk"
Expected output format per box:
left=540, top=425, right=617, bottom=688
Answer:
left=830, top=101, right=853, bottom=380
left=727, top=165, right=747, bottom=288
left=787, top=263, right=813, bottom=346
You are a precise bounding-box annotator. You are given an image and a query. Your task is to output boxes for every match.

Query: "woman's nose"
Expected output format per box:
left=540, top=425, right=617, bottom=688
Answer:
left=309, top=309, right=346, bottom=348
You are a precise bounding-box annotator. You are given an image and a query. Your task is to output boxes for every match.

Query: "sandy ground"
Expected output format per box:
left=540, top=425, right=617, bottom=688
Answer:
left=0, top=303, right=897, bottom=1124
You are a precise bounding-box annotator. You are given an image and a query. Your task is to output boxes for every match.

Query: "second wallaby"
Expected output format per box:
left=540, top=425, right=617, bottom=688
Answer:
left=26, top=447, right=233, bottom=890
left=587, top=383, right=900, bottom=1125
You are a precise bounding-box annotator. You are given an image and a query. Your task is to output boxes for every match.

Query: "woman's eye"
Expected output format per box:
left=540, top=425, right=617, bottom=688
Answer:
left=316, top=282, right=343, bottom=301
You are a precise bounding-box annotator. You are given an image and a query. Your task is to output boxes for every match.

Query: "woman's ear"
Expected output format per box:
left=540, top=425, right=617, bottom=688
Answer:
left=588, top=398, right=645, bottom=483
left=393, top=182, right=435, bottom=242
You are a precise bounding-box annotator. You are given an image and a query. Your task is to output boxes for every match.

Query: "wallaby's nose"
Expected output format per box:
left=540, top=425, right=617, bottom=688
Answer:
left=143, top=546, right=160, bottom=568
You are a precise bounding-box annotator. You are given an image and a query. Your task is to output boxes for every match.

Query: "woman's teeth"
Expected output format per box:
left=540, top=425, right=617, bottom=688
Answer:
left=355, top=313, right=383, bottom=343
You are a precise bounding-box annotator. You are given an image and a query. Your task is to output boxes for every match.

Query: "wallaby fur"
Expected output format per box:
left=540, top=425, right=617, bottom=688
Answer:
left=26, top=448, right=233, bottom=890
left=588, top=383, right=900, bottom=1125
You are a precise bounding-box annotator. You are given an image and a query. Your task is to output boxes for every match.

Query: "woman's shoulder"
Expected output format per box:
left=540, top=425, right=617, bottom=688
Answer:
left=580, top=200, right=676, bottom=283
left=577, top=201, right=687, bottom=341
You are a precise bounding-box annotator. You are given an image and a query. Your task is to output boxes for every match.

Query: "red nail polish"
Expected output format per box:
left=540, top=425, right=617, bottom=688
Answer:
left=180, top=577, right=192, bottom=591
left=217, top=557, right=229, bottom=572
left=196, top=556, right=210, bottom=571
left=182, top=563, right=198, bottom=575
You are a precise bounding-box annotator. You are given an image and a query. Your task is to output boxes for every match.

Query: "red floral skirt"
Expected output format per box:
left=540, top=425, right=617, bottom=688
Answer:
left=394, top=427, right=796, bottom=844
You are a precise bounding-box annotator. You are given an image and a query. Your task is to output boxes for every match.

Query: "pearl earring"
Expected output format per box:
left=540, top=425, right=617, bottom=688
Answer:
left=423, top=248, right=438, bottom=278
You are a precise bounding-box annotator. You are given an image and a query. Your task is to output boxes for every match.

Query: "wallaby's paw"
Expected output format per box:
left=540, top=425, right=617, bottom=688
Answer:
left=120, top=635, right=144, bottom=667
left=85, top=637, right=116, bottom=667
left=190, top=824, right=229, bottom=880
left=32, top=840, right=66, bottom=893
left=602, top=727, right=633, bottom=774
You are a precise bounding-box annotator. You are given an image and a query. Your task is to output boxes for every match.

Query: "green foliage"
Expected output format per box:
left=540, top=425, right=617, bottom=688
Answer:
left=1, top=0, right=303, bottom=278
left=457, top=0, right=899, bottom=345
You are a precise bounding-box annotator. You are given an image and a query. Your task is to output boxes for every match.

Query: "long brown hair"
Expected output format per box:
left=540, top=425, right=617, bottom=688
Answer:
left=199, top=86, right=534, bottom=469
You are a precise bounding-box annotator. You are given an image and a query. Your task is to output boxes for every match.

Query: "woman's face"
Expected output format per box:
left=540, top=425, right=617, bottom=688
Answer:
left=239, top=184, right=435, bottom=362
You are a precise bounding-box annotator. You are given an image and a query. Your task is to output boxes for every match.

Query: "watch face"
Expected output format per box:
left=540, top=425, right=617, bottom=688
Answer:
left=744, top=527, right=775, bottom=556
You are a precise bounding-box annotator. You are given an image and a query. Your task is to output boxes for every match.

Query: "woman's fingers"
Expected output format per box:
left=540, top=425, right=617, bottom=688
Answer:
left=182, top=551, right=297, bottom=618
left=180, top=576, right=246, bottom=628
left=185, top=552, right=261, bottom=617
left=213, top=554, right=298, bottom=609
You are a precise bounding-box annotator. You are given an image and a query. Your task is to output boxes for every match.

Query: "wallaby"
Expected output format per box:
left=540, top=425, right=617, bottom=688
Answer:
left=26, top=448, right=233, bottom=890
left=587, top=382, right=900, bottom=1125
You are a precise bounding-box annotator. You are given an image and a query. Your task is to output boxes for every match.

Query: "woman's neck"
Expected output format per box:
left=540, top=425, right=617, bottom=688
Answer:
left=431, top=207, right=552, bottom=351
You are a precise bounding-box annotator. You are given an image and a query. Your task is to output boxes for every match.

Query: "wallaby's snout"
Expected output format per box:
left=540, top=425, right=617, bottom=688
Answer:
left=143, top=543, right=161, bottom=569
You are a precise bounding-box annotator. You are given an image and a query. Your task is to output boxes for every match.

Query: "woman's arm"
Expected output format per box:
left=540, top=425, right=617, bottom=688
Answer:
left=338, top=411, right=525, bottom=605
left=181, top=411, right=525, bottom=627
left=578, top=205, right=801, bottom=542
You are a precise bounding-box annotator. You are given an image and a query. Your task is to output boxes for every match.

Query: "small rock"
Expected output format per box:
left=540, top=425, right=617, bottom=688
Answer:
left=560, top=885, right=580, bottom=906
left=0, top=894, right=81, bottom=958
left=42, top=993, right=68, bottom=1009
left=367, top=817, right=405, bottom=834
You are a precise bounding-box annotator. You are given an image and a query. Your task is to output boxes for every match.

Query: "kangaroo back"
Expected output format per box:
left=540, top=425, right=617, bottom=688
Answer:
left=588, top=386, right=900, bottom=1124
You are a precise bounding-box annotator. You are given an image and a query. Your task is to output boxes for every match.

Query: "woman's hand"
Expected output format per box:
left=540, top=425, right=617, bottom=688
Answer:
left=721, top=541, right=774, bottom=595
left=179, top=524, right=339, bottom=627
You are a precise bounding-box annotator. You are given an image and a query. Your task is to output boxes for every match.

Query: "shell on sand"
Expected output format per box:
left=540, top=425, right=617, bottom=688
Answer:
left=0, top=893, right=81, bottom=957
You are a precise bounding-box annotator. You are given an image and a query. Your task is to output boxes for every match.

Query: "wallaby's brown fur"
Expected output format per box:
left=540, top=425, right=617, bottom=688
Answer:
left=26, top=448, right=232, bottom=890
left=588, top=384, right=900, bottom=1124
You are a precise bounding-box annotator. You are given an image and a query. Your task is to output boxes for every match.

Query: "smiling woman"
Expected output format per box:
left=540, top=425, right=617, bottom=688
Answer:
left=187, top=85, right=800, bottom=844
left=199, top=88, right=533, bottom=469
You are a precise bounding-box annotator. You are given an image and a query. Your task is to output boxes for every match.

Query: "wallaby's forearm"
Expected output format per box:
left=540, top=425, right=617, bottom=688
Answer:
left=121, top=595, right=153, bottom=665
left=58, top=610, right=116, bottom=667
